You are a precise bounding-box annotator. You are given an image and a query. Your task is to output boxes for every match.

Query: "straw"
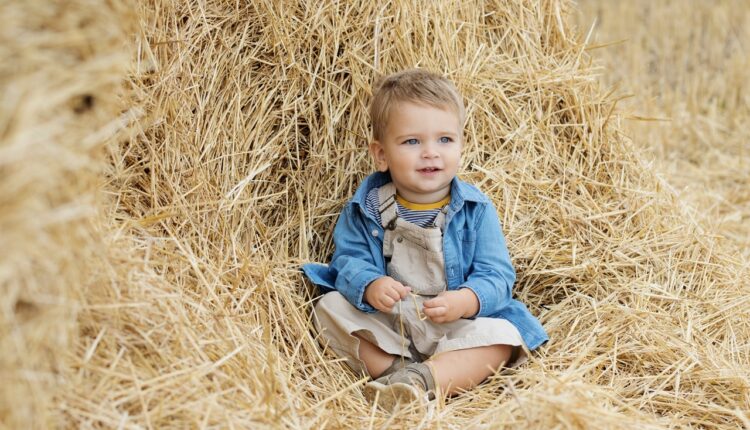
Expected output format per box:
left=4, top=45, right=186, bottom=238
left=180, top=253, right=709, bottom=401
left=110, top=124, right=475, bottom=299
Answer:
left=2, top=0, right=748, bottom=428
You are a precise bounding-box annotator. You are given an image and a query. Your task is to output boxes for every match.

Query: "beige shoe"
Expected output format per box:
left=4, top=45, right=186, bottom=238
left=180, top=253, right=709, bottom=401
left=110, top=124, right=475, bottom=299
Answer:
left=364, top=381, right=425, bottom=412
left=379, top=356, right=415, bottom=378
left=363, top=363, right=435, bottom=412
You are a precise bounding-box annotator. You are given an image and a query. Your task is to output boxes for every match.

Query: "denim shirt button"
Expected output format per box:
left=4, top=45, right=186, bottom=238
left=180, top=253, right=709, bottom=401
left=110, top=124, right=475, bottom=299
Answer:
left=371, top=229, right=379, bottom=237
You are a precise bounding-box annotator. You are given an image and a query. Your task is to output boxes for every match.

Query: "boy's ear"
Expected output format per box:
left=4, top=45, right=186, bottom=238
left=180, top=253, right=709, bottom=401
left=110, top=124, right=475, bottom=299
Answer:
left=369, top=140, right=389, bottom=172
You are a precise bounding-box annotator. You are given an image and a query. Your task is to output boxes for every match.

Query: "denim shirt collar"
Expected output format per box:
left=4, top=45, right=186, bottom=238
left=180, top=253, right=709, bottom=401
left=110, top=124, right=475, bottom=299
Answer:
left=351, top=171, right=488, bottom=219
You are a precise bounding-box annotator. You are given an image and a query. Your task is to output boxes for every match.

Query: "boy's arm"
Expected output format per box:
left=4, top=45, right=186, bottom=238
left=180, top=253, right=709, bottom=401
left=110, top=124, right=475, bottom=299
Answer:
left=459, top=203, right=516, bottom=318
left=329, top=204, right=383, bottom=313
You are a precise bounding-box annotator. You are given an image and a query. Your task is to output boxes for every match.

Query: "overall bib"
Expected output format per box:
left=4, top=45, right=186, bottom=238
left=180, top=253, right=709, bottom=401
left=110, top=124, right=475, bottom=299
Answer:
left=314, top=183, right=526, bottom=375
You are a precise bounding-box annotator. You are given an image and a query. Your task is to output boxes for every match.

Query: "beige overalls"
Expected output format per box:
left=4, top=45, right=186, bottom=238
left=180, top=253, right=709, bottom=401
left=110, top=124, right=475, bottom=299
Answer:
left=314, top=183, right=526, bottom=375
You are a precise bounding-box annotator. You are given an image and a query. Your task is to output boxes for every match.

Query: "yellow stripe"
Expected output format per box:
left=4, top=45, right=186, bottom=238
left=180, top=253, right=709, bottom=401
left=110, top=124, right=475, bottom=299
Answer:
left=396, top=194, right=451, bottom=210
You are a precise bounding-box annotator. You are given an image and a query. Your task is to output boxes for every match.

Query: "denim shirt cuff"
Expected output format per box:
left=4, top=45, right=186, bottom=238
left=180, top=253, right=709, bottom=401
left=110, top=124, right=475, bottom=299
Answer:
left=350, top=272, right=381, bottom=313
left=459, top=284, right=486, bottom=318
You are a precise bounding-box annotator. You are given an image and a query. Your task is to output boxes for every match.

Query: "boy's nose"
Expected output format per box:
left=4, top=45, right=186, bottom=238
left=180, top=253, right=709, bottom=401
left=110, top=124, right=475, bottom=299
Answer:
left=421, top=143, right=439, bottom=158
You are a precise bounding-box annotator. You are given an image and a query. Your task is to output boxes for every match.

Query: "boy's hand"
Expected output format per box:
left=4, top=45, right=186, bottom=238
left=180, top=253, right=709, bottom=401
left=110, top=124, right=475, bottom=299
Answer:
left=364, top=276, right=411, bottom=313
left=423, top=288, right=479, bottom=323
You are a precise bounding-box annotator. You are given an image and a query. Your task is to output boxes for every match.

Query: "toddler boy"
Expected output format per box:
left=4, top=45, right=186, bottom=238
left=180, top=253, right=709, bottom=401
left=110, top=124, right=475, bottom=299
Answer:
left=303, top=69, right=547, bottom=411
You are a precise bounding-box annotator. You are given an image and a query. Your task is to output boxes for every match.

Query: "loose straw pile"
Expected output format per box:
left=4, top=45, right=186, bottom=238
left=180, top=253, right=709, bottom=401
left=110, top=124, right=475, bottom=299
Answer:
left=1, top=0, right=748, bottom=428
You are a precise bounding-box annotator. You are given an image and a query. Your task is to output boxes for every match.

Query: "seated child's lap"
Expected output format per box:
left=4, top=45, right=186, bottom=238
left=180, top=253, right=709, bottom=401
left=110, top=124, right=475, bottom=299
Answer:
left=313, top=291, right=527, bottom=376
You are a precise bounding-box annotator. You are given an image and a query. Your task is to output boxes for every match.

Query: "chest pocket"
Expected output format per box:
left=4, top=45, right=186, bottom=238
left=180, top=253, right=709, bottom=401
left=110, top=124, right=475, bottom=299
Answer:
left=459, top=228, right=477, bottom=277
left=387, top=222, right=446, bottom=295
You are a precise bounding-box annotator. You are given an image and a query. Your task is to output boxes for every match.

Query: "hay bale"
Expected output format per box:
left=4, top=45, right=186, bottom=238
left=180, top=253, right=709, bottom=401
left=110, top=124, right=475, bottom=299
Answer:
left=3, top=0, right=748, bottom=428
left=0, top=0, right=135, bottom=427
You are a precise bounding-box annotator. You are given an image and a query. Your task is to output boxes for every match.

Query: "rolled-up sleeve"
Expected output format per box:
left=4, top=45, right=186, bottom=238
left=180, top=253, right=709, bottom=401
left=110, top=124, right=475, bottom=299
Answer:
left=460, top=204, right=516, bottom=317
left=329, top=204, right=382, bottom=313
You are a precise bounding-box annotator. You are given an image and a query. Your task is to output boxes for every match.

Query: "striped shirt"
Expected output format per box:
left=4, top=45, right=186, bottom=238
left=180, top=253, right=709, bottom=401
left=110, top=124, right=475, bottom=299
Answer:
left=365, top=186, right=450, bottom=228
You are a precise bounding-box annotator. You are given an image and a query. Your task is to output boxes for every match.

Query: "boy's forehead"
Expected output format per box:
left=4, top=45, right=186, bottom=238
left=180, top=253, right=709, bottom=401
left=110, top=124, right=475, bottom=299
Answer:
left=383, top=101, right=463, bottom=139
left=386, top=100, right=460, bottom=125
left=385, top=100, right=462, bottom=129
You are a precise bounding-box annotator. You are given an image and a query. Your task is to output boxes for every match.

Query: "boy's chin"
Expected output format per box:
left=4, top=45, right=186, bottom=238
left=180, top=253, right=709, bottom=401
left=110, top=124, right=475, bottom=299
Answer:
left=411, top=184, right=452, bottom=196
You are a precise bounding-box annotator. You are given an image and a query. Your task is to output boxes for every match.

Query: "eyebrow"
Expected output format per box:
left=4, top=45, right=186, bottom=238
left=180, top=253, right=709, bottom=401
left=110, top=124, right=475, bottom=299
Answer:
left=393, top=131, right=459, bottom=141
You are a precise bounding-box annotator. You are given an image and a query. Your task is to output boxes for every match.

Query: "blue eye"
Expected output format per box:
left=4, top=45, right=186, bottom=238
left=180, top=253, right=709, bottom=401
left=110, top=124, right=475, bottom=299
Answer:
left=439, top=136, right=453, bottom=143
left=403, top=138, right=419, bottom=145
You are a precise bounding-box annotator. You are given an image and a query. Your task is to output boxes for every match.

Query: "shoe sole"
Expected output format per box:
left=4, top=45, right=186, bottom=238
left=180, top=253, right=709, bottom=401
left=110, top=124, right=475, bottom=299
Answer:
left=364, top=381, right=423, bottom=412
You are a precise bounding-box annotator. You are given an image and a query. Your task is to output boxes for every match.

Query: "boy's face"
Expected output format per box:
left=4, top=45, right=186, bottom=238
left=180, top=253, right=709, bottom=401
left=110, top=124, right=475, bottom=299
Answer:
left=370, top=101, right=462, bottom=204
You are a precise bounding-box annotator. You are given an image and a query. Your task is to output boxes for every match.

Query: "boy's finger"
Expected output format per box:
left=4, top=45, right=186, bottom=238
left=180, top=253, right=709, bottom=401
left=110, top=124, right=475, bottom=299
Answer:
left=393, top=283, right=409, bottom=294
left=385, top=287, right=402, bottom=301
left=381, top=295, right=395, bottom=307
left=423, top=305, right=445, bottom=316
left=423, top=297, right=442, bottom=308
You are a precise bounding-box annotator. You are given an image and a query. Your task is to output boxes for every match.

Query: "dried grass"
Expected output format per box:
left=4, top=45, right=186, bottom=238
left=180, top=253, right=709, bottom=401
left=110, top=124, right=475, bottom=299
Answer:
left=576, top=0, right=750, bottom=259
left=0, top=0, right=136, bottom=427
left=2, top=0, right=748, bottom=428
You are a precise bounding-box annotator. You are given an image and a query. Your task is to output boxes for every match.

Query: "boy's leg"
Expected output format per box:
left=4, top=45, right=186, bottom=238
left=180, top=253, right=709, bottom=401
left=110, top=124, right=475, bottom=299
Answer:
left=425, top=344, right=512, bottom=396
left=354, top=333, right=400, bottom=378
left=314, top=292, right=414, bottom=377
left=363, top=344, right=512, bottom=411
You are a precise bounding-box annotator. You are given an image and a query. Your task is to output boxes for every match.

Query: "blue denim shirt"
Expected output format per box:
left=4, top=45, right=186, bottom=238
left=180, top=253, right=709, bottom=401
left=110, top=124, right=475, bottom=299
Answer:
left=302, top=171, right=549, bottom=351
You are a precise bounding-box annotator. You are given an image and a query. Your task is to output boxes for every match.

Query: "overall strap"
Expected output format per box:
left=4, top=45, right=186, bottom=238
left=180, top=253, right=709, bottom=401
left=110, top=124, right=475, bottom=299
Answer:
left=432, top=206, right=448, bottom=231
left=377, top=182, right=399, bottom=230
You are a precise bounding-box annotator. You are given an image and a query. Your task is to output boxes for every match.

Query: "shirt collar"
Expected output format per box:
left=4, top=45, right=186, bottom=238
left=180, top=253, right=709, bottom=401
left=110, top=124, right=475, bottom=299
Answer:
left=351, top=171, right=488, bottom=210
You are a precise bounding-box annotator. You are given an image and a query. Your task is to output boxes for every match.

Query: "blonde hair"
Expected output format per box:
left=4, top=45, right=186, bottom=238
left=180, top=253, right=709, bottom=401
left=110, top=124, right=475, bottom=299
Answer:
left=369, top=69, right=465, bottom=141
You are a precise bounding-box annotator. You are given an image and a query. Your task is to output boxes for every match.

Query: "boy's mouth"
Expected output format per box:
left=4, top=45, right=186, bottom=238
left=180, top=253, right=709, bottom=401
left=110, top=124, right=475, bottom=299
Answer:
left=418, top=167, right=441, bottom=173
